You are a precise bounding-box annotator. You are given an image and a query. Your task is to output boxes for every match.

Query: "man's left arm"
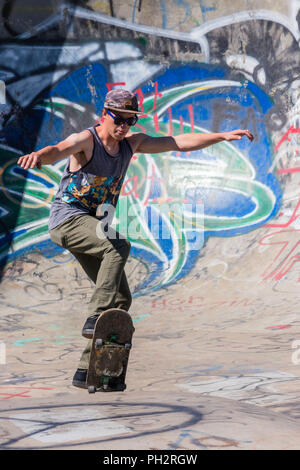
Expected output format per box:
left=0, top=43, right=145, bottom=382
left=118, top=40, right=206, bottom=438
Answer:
left=128, top=129, right=253, bottom=154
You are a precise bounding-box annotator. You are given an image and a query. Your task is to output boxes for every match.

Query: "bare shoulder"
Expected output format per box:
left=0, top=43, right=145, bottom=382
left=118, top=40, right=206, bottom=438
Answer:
left=70, top=129, right=93, bottom=154
left=126, top=132, right=175, bottom=154
left=68, top=129, right=94, bottom=171
left=126, top=132, right=148, bottom=153
left=72, top=129, right=93, bottom=145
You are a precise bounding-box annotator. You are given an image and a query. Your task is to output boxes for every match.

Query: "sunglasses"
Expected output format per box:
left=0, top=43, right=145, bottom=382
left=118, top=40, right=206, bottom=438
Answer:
left=106, top=109, right=138, bottom=127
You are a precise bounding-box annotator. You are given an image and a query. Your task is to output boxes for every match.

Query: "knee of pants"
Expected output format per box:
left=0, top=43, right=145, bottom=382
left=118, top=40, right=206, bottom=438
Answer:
left=109, top=238, right=131, bottom=259
left=50, top=229, right=68, bottom=249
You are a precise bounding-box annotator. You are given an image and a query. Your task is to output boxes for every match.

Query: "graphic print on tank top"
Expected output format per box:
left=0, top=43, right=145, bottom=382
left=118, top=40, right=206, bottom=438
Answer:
left=61, top=172, right=124, bottom=212
left=48, top=124, right=133, bottom=230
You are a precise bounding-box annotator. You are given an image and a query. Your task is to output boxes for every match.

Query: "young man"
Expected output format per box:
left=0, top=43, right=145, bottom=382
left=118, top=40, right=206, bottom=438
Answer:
left=17, top=89, right=253, bottom=389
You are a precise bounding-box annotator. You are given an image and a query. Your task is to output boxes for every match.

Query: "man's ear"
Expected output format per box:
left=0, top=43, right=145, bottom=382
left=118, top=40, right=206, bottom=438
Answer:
left=99, top=108, right=106, bottom=124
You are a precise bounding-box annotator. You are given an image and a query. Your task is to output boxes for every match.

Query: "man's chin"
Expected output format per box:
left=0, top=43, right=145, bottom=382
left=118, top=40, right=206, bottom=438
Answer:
left=114, top=132, right=127, bottom=140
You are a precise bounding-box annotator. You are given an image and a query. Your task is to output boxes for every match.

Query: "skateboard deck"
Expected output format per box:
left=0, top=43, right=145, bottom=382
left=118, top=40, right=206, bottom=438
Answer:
left=86, top=308, right=135, bottom=393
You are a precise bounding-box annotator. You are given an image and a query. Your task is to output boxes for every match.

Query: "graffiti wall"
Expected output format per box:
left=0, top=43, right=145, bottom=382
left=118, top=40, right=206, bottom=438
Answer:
left=1, top=0, right=300, bottom=298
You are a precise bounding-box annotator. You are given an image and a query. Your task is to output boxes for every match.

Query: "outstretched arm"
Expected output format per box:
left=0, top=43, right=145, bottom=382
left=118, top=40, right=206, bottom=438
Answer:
left=128, top=129, right=253, bottom=154
left=17, top=130, right=92, bottom=170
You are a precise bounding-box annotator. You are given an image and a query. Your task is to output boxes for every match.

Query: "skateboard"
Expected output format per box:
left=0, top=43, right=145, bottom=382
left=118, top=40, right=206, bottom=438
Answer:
left=86, top=308, right=135, bottom=393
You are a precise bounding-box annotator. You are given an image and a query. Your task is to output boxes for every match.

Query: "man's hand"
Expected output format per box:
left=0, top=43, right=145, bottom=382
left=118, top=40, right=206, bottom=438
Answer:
left=17, top=130, right=92, bottom=170
left=223, top=129, right=254, bottom=142
left=17, top=152, right=42, bottom=170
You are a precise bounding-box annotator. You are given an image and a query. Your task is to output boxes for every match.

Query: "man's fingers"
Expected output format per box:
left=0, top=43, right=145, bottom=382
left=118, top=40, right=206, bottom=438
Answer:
left=225, top=134, right=241, bottom=141
left=21, top=157, right=29, bottom=169
left=17, top=153, right=41, bottom=170
left=24, top=156, right=33, bottom=169
left=17, top=156, right=25, bottom=167
left=30, top=157, right=38, bottom=169
left=18, top=155, right=30, bottom=168
left=226, top=130, right=254, bottom=142
left=245, top=129, right=254, bottom=141
left=240, top=129, right=253, bottom=141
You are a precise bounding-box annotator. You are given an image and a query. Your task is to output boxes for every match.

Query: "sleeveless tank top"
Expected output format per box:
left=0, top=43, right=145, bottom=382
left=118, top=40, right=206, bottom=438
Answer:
left=48, top=124, right=133, bottom=230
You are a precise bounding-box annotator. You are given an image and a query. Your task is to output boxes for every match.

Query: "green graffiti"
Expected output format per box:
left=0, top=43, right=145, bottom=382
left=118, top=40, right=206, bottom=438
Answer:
left=0, top=80, right=276, bottom=293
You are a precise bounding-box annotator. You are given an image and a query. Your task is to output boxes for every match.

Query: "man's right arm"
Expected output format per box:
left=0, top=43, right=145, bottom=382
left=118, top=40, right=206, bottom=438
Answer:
left=17, top=130, right=91, bottom=170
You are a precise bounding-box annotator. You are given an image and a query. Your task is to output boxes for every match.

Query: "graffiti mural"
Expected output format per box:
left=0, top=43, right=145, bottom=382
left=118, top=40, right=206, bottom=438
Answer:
left=0, top=3, right=299, bottom=295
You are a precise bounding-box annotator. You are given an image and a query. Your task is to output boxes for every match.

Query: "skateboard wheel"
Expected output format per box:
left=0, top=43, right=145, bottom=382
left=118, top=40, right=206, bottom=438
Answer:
left=125, top=343, right=131, bottom=350
left=95, top=339, right=103, bottom=349
left=88, top=385, right=96, bottom=394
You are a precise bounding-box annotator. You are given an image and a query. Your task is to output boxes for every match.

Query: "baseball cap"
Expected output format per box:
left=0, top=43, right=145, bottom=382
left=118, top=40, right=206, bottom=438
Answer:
left=104, top=89, right=142, bottom=114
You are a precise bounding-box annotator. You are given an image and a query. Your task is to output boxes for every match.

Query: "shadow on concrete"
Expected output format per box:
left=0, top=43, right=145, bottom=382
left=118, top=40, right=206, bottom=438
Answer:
left=0, top=401, right=204, bottom=449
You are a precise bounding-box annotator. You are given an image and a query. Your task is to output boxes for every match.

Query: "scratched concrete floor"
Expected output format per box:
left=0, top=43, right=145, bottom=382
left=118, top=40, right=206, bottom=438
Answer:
left=1, top=226, right=300, bottom=450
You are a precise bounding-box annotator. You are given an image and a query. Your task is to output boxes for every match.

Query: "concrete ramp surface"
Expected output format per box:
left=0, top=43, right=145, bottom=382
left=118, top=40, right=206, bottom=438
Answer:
left=1, top=1, right=300, bottom=451
left=1, top=236, right=300, bottom=450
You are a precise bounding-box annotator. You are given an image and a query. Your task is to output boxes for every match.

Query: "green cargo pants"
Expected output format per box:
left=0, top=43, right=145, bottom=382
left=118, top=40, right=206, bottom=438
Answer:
left=49, top=214, right=132, bottom=369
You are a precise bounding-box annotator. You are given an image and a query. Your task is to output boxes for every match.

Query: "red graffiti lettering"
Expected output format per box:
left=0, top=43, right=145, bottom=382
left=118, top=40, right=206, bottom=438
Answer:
left=133, top=88, right=145, bottom=112
left=188, top=105, right=194, bottom=133
left=187, top=295, right=204, bottom=306
left=168, top=107, right=173, bottom=136
left=168, top=298, right=184, bottom=306
left=265, top=196, right=300, bottom=228
left=277, top=167, right=300, bottom=174
left=0, top=385, right=53, bottom=399
left=134, top=123, right=147, bottom=133
left=180, top=115, right=184, bottom=134
left=121, top=175, right=140, bottom=197
left=151, top=296, right=251, bottom=311
left=151, top=298, right=167, bottom=309
left=153, top=113, right=159, bottom=132
left=106, top=82, right=126, bottom=91
left=153, top=81, right=162, bottom=110
left=267, top=325, right=291, bottom=330
left=274, top=126, right=300, bottom=152
left=259, top=229, right=300, bottom=281
left=133, top=88, right=148, bottom=118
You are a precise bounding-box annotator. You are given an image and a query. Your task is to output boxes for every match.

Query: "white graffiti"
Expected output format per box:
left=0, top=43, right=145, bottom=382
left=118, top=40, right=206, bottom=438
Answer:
left=178, top=371, right=300, bottom=405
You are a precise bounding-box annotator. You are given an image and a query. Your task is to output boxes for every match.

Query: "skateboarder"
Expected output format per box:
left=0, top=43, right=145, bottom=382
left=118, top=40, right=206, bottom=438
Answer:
left=17, top=89, right=253, bottom=389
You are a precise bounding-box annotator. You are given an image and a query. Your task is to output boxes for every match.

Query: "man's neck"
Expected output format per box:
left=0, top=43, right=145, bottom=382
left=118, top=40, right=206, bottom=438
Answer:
left=97, top=126, right=120, bottom=156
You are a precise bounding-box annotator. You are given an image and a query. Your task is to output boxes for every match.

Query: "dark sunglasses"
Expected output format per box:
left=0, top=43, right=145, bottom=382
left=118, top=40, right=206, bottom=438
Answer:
left=106, top=109, right=138, bottom=126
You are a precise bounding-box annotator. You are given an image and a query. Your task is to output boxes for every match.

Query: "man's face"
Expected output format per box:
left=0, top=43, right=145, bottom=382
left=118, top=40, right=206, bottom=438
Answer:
left=103, top=109, right=137, bottom=141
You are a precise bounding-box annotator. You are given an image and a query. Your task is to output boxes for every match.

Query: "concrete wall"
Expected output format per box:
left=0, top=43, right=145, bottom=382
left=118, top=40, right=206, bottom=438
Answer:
left=2, top=3, right=300, bottom=450
left=1, top=0, right=300, bottom=300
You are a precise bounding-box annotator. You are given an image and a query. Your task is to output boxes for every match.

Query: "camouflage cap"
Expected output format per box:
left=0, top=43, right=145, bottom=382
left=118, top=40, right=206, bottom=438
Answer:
left=104, top=89, right=141, bottom=114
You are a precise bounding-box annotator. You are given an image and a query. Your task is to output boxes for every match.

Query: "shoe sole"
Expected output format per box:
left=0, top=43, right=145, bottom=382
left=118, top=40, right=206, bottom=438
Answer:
left=72, top=379, right=87, bottom=389
left=82, top=328, right=94, bottom=339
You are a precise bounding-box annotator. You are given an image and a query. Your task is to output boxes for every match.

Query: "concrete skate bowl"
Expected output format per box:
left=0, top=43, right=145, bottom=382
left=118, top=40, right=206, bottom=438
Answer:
left=1, top=3, right=300, bottom=450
